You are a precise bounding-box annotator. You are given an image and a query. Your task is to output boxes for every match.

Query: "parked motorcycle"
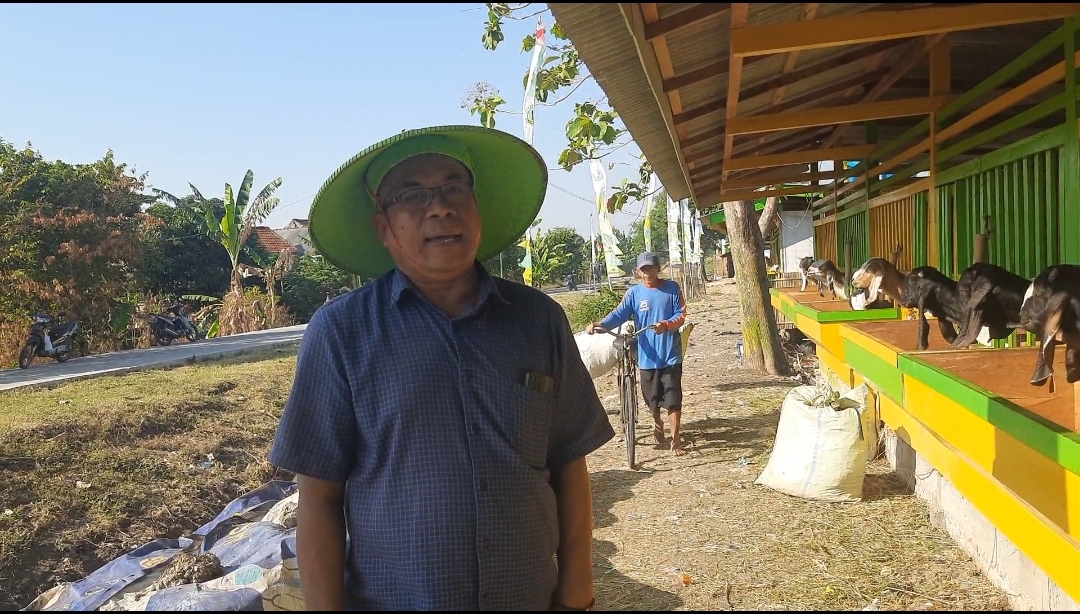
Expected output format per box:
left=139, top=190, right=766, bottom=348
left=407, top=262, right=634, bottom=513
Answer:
left=18, top=314, right=80, bottom=369
left=565, top=273, right=578, bottom=292
left=148, top=303, right=201, bottom=346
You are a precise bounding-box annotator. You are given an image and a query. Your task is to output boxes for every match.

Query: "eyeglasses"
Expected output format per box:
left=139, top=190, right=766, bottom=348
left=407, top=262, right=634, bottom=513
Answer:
left=382, top=180, right=474, bottom=212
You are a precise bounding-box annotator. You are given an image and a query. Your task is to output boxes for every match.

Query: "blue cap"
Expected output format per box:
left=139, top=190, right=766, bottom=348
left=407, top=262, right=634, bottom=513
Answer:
left=636, top=252, right=660, bottom=269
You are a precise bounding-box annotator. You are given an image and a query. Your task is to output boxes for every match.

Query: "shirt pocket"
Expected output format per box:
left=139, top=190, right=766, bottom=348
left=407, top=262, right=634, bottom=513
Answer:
left=504, top=381, right=556, bottom=470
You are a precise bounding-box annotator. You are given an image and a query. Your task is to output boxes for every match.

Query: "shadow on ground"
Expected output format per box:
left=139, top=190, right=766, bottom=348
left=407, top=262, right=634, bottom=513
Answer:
left=708, top=380, right=791, bottom=393
left=590, top=468, right=683, bottom=611
left=680, top=413, right=777, bottom=456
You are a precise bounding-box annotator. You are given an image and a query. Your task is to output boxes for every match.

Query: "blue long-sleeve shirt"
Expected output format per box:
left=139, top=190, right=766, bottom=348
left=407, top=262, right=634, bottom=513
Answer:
left=598, top=279, right=686, bottom=369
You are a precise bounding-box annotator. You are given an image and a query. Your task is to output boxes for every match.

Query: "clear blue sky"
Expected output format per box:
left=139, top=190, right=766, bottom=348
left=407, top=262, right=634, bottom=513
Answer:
left=0, top=2, right=649, bottom=238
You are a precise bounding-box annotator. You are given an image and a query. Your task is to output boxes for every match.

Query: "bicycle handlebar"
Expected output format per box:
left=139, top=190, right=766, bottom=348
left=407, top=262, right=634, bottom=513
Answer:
left=594, top=326, right=652, bottom=338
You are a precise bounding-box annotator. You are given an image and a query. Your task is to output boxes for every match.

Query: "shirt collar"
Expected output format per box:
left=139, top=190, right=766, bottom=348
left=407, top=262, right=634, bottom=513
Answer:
left=389, top=260, right=510, bottom=307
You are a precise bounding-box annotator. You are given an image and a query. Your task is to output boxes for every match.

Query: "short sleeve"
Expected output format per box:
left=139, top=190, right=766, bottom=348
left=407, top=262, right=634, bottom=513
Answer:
left=546, top=305, right=616, bottom=470
left=268, top=307, right=357, bottom=482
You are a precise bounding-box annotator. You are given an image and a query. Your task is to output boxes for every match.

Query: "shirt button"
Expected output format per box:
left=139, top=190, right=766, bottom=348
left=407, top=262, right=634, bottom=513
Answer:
left=482, top=539, right=490, bottom=549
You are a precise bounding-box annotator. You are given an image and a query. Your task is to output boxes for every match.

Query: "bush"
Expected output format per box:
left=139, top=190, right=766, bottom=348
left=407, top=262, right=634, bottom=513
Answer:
left=565, top=286, right=623, bottom=332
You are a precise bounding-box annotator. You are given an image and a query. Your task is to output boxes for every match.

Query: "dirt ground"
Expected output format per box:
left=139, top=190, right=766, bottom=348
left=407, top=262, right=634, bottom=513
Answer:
left=563, top=279, right=1009, bottom=611
left=0, top=281, right=1009, bottom=610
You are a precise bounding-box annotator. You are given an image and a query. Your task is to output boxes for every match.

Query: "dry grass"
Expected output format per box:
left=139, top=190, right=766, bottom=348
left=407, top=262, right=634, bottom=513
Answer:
left=0, top=347, right=298, bottom=610
left=0, top=282, right=1009, bottom=611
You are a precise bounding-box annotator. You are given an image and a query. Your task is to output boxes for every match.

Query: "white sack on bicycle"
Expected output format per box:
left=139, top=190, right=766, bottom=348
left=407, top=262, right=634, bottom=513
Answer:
left=575, top=322, right=634, bottom=380
left=755, top=381, right=869, bottom=502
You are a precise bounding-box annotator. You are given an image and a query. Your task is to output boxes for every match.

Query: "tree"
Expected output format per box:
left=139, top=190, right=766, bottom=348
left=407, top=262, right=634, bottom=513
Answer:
left=471, top=4, right=790, bottom=375
left=140, top=197, right=232, bottom=299
left=723, top=200, right=790, bottom=376
left=468, top=3, right=656, bottom=212
left=0, top=141, right=154, bottom=350
left=543, top=225, right=587, bottom=278
left=155, top=169, right=283, bottom=294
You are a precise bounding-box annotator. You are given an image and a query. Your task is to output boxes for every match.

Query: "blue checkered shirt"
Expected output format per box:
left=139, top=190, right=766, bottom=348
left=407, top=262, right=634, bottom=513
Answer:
left=268, top=263, right=614, bottom=611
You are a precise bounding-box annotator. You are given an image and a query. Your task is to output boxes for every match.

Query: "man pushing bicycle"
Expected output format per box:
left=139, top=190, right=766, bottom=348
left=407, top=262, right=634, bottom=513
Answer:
left=588, top=252, right=689, bottom=456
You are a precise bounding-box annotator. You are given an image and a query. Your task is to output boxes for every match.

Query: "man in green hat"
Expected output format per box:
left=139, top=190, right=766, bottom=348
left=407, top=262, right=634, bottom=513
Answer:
left=268, top=125, right=614, bottom=611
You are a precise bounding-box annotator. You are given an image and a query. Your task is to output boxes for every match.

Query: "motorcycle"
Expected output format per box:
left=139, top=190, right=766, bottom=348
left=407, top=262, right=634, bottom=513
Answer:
left=148, top=303, right=201, bottom=346
left=565, top=273, right=578, bottom=292
left=18, top=314, right=80, bottom=369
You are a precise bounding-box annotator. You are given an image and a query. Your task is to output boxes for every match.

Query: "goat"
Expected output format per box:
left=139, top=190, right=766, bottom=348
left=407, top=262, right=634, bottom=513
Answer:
left=575, top=320, right=635, bottom=379
left=851, top=257, right=907, bottom=307
left=899, top=266, right=962, bottom=350
left=798, top=256, right=815, bottom=292
left=949, top=262, right=1031, bottom=349
left=805, top=259, right=849, bottom=300
left=1017, top=264, right=1080, bottom=391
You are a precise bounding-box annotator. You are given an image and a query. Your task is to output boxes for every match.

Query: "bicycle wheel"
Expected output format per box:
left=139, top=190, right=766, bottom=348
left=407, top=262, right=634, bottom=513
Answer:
left=622, top=373, right=637, bottom=469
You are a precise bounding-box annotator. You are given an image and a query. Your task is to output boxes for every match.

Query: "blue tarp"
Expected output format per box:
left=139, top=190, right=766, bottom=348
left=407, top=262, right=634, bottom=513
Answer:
left=23, top=480, right=302, bottom=612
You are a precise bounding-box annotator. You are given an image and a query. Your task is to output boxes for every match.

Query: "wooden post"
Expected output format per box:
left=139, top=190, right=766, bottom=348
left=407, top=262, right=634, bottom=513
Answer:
left=892, top=243, right=903, bottom=268
left=973, top=215, right=991, bottom=263
left=845, top=236, right=854, bottom=297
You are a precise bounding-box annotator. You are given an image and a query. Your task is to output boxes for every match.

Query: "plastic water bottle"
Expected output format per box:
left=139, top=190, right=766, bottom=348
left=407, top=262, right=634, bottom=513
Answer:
left=735, top=336, right=744, bottom=366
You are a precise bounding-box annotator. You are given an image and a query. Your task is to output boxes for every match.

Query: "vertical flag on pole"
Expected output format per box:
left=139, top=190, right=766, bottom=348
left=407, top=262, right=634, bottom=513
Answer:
left=522, top=18, right=547, bottom=147
left=681, top=199, right=693, bottom=267
left=518, top=229, right=533, bottom=287
left=694, top=215, right=705, bottom=263
left=642, top=173, right=658, bottom=253
left=667, top=195, right=682, bottom=266
left=589, top=213, right=597, bottom=278
left=590, top=158, right=622, bottom=281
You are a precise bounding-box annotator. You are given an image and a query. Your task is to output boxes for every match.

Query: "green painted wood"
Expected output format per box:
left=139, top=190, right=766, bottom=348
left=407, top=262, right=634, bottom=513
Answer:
left=871, top=26, right=1067, bottom=165
left=837, top=210, right=869, bottom=271
left=938, top=94, right=1066, bottom=166
left=914, top=190, right=929, bottom=267
left=899, top=353, right=1080, bottom=479
left=792, top=301, right=900, bottom=323
left=843, top=338, right=904, bottom=403
left=836, top=202, right=867, bottom=221
left=936, top=125, right=1067, bottom=187
left=1064, top=16, right=1080, bottom=264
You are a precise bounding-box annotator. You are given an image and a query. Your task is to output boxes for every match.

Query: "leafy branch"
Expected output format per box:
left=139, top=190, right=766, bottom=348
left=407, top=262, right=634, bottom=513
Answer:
left=469, top=2, right=653, bottom=213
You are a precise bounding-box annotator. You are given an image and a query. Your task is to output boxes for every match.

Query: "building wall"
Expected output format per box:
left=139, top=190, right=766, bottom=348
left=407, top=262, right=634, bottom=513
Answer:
left=778, top=209, right=814, bottom=273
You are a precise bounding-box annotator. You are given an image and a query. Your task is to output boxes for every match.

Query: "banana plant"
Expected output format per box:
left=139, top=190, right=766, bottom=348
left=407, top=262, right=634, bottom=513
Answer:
left=155, top=170, right=283, bottom=294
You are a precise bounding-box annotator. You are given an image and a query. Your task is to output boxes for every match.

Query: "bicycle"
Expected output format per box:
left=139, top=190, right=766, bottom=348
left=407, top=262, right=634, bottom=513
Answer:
left=595, top=325, right=652, bottom=469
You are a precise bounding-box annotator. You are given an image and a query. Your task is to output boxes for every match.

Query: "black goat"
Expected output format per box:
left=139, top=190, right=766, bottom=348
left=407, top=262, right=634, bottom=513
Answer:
left=899, top=266, right=962, bottom=350
left=1017, top=264, right=1080, bottom=391
left=949, top=262, right=1031, bottom=349
left=805, top=259, right=848, bottom=300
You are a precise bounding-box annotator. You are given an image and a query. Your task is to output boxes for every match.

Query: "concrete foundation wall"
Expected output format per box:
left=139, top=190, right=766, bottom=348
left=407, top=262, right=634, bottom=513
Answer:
left=882, top=426, right=1080, bottom=611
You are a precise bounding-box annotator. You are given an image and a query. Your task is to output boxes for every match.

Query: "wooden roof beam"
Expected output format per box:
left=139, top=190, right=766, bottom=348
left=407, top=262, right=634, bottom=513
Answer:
left=771, top=3, right=820, bottom=107
left=726, top=144, right=878, bottom=172
left=723, top=167, right=853, bottom=191
left=644, top=3, right=730, bottom=41
left=728, top=95, right=956, bottom=135
left=689, top=130, right=829, bottom=179
left=720, top=3, right=749, bottom=187
left=731, top=3, right=1080, bottom=57
left=660, top=55, right=769, bottom=93
left=820, top=34, right=946, bottom=149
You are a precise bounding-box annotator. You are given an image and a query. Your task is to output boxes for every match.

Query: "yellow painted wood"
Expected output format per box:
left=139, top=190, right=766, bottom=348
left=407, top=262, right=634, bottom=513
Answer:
left=816, top=344, right=852, bottom=388
left=904, top=377, right=1080, bottom=538
left=818, top=322, right=847, bottom=363
left=839, top=324, right=900, bottom=365
left=880, top=393, right=1080, bottom=603
left=795, top=313, right=822, bottom=345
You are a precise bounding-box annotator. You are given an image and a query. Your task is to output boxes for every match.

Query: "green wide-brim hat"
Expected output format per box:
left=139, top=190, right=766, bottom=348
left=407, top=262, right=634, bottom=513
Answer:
left=308, top=125, right=548, bottom=277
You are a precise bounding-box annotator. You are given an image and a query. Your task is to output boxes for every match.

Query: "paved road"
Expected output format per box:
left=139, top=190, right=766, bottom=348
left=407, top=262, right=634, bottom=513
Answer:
left=0, top=285, right=620, bottom=393
left=0, top=325, right=308, bottom=392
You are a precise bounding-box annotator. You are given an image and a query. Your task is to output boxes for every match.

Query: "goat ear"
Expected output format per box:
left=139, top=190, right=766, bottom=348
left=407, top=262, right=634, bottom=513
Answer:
left=866, top=275, right=882, bottom=303
left=951, top=285, right=993, bottom=349
left=1031, top=293, right=1067, bottom=386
